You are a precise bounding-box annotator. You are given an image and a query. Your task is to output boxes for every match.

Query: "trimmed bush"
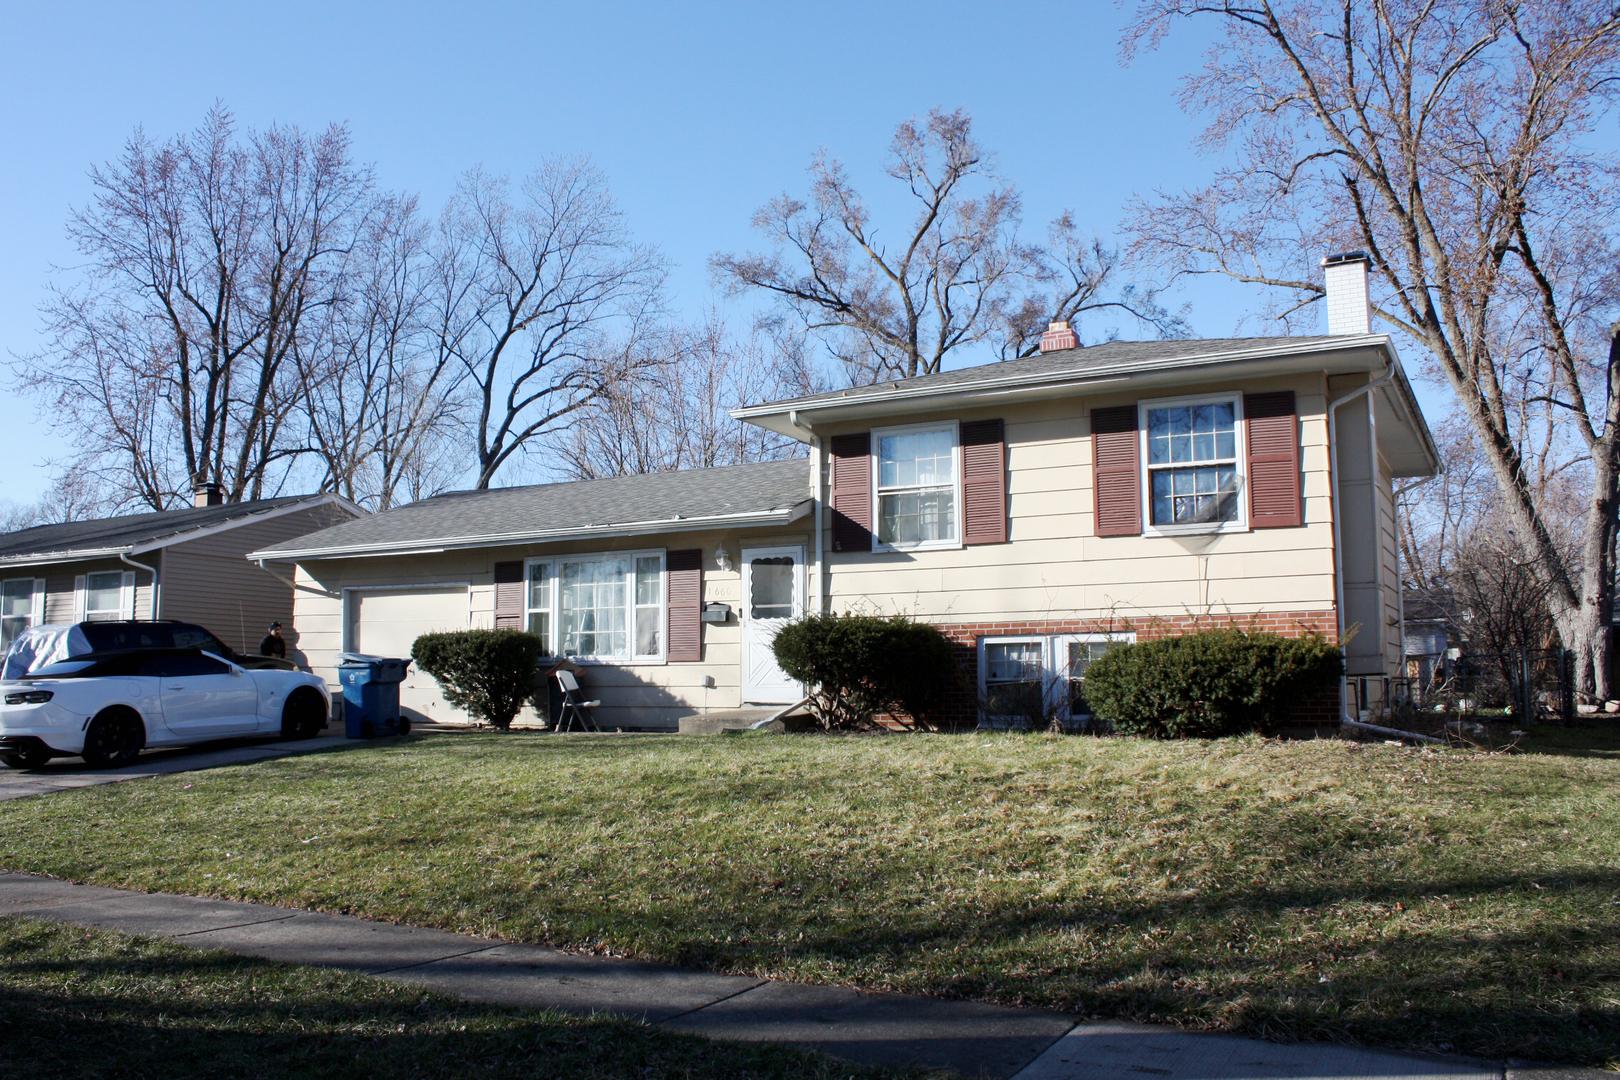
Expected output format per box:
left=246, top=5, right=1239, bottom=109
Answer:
left=771, top=613, right=958, bottom=730
left=1082, top=629, right=1341, bottom=738
left=411, top=630, right=545, bottom=730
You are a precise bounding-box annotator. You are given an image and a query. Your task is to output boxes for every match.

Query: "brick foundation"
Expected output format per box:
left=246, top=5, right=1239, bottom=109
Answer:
left=918, top=609, right=1342, bottom=729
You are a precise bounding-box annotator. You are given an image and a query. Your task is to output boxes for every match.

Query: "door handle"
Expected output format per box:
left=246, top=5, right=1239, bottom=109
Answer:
left=165, top=685, right=188, bottom=691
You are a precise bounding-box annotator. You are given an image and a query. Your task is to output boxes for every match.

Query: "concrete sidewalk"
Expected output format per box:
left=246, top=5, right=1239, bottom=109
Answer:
left=0, top=872, right=1594, bottom=1080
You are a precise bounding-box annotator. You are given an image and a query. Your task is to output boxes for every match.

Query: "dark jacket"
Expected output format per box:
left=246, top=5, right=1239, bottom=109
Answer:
left=259, top=633, right=286, bottom=658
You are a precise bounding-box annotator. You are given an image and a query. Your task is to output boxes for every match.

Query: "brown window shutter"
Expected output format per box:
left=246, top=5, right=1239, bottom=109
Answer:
left=1245, top=391, right=1302, bottom=528
left=666, top=548, right=703, bottom=662
left=829, top=433, right=873, bottom=552
left=493, top=561, right=524, bottom=629
left=1091, top=405, right=1142, bottom=537
left=960, top=419, right=1007, bottom=545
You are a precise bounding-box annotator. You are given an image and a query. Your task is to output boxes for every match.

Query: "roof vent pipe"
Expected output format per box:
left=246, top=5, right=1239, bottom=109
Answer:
left=1321, top=251, right=1372, bottom=335
left=1038, top=320, right=1079, bottom=353
left=193, top=482, right=225, bottom=507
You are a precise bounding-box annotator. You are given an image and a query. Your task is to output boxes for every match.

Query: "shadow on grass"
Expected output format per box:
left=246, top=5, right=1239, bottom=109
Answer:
left=0, top=919, right=916, bottom=1080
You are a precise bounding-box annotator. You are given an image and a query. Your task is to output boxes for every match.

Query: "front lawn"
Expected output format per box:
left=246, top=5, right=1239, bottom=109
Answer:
left=0, top=916, right=917, bottom=1079
left=1, top=728, right=1617, bottom=1067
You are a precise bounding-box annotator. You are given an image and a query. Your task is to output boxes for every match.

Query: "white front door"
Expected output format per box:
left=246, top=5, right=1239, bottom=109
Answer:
left=741, top=545, right=805, bottom=704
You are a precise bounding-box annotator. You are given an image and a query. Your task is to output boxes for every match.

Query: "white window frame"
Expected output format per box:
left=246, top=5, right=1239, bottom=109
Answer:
left=977, top=632, right=1135, bottom=727
left=77, top=570, right=135, bottom=622
left=0, top=577, right=44, bottom=649
left=1138, top=392, right=1247, bottom=537
left=524, top=549, right=666, bottom=665
left=871, top=420, right=963, bottom=553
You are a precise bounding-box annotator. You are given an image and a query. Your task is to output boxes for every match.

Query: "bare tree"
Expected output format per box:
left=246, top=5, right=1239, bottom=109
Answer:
left=293, top=194, right=468, bottom=510
left=550, top=315, right=817, bottom=479
left=714, top=110, right=1183, bottom=384
left=21, top=107, right=378, bottom=509
left=435, top=162, right=667, bottom=489
left=1125, top=1, right=1620, bottom=699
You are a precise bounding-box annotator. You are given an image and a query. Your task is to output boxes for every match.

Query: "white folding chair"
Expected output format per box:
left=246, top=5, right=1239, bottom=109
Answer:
left=553, top=669, right=601, bottom=732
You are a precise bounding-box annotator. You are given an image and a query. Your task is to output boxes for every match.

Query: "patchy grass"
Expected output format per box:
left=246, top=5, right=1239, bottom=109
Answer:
left=2, top=726, right=1619, bottom=1067
left=0, top=916, right=918, bottom=1079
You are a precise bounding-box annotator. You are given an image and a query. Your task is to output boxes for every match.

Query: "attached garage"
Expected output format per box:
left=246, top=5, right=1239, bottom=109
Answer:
left=346, top=586, right=469, bottom=722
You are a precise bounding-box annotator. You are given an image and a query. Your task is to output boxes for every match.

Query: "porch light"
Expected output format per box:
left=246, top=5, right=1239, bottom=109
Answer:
left=713, top=545, right=733, bottom=572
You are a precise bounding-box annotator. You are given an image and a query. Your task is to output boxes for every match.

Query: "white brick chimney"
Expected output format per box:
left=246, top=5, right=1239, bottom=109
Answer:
left=1321, top=251, right=1371, bottom=335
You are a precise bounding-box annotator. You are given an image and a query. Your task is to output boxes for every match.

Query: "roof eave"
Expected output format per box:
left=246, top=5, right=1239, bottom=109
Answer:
left=250, top=499, right=814, bottom=562
left=0, top=546, right=133, bottom=569
left=734, top=336, right=1396, bottom=440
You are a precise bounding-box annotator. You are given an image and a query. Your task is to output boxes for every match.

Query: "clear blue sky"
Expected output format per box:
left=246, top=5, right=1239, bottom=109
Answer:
left=0, top=0, right=1375, bottom=505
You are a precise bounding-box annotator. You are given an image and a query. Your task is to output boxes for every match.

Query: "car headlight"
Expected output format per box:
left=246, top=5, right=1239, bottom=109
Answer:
left=5, top=690, right=53, bottom=705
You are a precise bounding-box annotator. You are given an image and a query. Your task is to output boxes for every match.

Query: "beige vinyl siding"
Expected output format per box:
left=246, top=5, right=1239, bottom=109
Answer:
left=161, top=501, right=357, bottom=655
left=38, top=556, right=158, bottom=623
left=817, top=373, right=1340, bottom=629
left=292, top=526, right=810, bottom=731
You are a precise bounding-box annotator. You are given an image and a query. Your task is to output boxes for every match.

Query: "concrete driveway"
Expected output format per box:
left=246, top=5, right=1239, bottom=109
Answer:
left=0, top=725, right=358, bottom=802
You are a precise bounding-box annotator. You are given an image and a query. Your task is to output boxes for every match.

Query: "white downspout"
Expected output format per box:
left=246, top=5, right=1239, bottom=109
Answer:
left=118, top=552, right=160, bottom=619
left=1327, top=358, right=1395, bottom=720
left=789, top=410, right=824, bottom=616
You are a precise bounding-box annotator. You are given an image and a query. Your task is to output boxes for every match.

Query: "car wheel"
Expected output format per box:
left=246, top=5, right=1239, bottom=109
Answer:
left=81, top=708, right=145, bottom=769
left=1, top=747, right=50, bottom=770
left=281, top=688, right=327, bottom=740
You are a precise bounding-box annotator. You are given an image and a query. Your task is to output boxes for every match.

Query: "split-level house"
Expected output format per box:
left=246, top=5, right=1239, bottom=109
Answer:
left=251, top=253, right=1438, bottom=729
left=0, top=488, right=360, bottom=658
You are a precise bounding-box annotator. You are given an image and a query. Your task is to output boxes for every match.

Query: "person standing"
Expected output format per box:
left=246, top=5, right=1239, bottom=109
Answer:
left=259, top=621, right=287, bottom=659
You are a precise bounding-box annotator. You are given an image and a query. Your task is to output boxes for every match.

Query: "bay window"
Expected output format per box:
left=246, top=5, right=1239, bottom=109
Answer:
left=524, top=551, right=664, bottom=662
left=1144, top=396, right=1242, bottom=529
left=874, top=423, right=959, bottom=549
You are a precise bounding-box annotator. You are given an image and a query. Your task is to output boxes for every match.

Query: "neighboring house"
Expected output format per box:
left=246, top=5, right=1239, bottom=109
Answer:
left=252, top=252, right=1439, bottom=729
left=1402, top=587, right=1459, bottom=695
left=0, top=487, right=361, bottom=658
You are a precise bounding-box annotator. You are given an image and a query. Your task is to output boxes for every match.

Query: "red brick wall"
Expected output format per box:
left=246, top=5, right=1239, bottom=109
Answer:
left=921, top=610, right=1342, bottom=729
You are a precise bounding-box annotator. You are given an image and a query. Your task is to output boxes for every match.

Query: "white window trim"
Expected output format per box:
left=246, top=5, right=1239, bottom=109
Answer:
left=1138, top=391, right=1247, bottom=537
left=978, top=632, right=1136, bottom=725
left=77, top=570, right=133, bottom=621
left=1, top=577, right=43, bottom=646
left=871, top=419, right=963, bottom=553
left=525, top=549, right=666, bottom=665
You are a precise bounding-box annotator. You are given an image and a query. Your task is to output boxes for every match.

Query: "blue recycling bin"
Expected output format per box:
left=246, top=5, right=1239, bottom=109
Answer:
left=337, top=653, right=412, bottom=738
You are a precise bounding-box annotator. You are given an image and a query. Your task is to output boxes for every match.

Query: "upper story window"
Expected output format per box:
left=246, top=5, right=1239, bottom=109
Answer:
left=875, top=423, right=959, bottom=550
left=525, top=551, right=664, bottom=663
left=1144, top=397, right=1242, bottom=530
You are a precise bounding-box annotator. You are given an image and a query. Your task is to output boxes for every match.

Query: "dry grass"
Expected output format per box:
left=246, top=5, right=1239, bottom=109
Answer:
left=1, top=726, right=1617, bottom=1067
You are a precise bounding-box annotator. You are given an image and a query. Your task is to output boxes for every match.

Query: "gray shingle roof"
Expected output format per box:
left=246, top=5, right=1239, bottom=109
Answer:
left=739, top=336, right=1347, bottom=412
left=254, top=458, right=812, bottom=559
left=0, top=496, right=322, bottom=565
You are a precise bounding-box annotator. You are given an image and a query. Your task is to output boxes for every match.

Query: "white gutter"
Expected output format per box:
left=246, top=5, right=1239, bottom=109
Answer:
left=1328, top=356, right=1396, bottom=721
left=250, top=501, right=815, bottom=562
left=0, top=546, right=130, bottom=569
left=789, top=410, right=825, bottom=616
left=118, top=552, right=161, bottom=619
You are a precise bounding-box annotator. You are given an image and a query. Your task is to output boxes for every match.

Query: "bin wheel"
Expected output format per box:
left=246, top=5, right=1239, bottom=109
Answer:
left=396, top=717, right=411, bottom=736
left=360, top=719, right=375, bottom=738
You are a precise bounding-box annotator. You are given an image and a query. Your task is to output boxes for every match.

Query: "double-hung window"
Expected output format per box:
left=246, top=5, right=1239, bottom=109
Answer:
left=979, top=633, right=1133, bottom=729
left=524, top=551, right=664, bottom=663
left=1143, top=396, right=1242, bottom=530
left=874, top=423, right=959, bottom=549
left=83, top=571, right=127, bottom=622
left=1, top=579, right=40, bottom=649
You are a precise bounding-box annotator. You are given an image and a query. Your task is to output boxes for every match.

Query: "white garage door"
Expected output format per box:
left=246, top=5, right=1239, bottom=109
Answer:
left=349, top=587, right=469, bottom=722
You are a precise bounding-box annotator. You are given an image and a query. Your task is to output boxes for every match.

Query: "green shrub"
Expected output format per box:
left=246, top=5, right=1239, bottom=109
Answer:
left=771, top=613, right=958, bottom=730
left=1082, top=629, right=1341, bottom=738
left=411, top=630, right=545, bottom=730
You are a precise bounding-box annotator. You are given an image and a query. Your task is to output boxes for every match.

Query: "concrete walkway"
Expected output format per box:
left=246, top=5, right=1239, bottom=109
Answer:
left=0, top=872, right=1598, bottom=1080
